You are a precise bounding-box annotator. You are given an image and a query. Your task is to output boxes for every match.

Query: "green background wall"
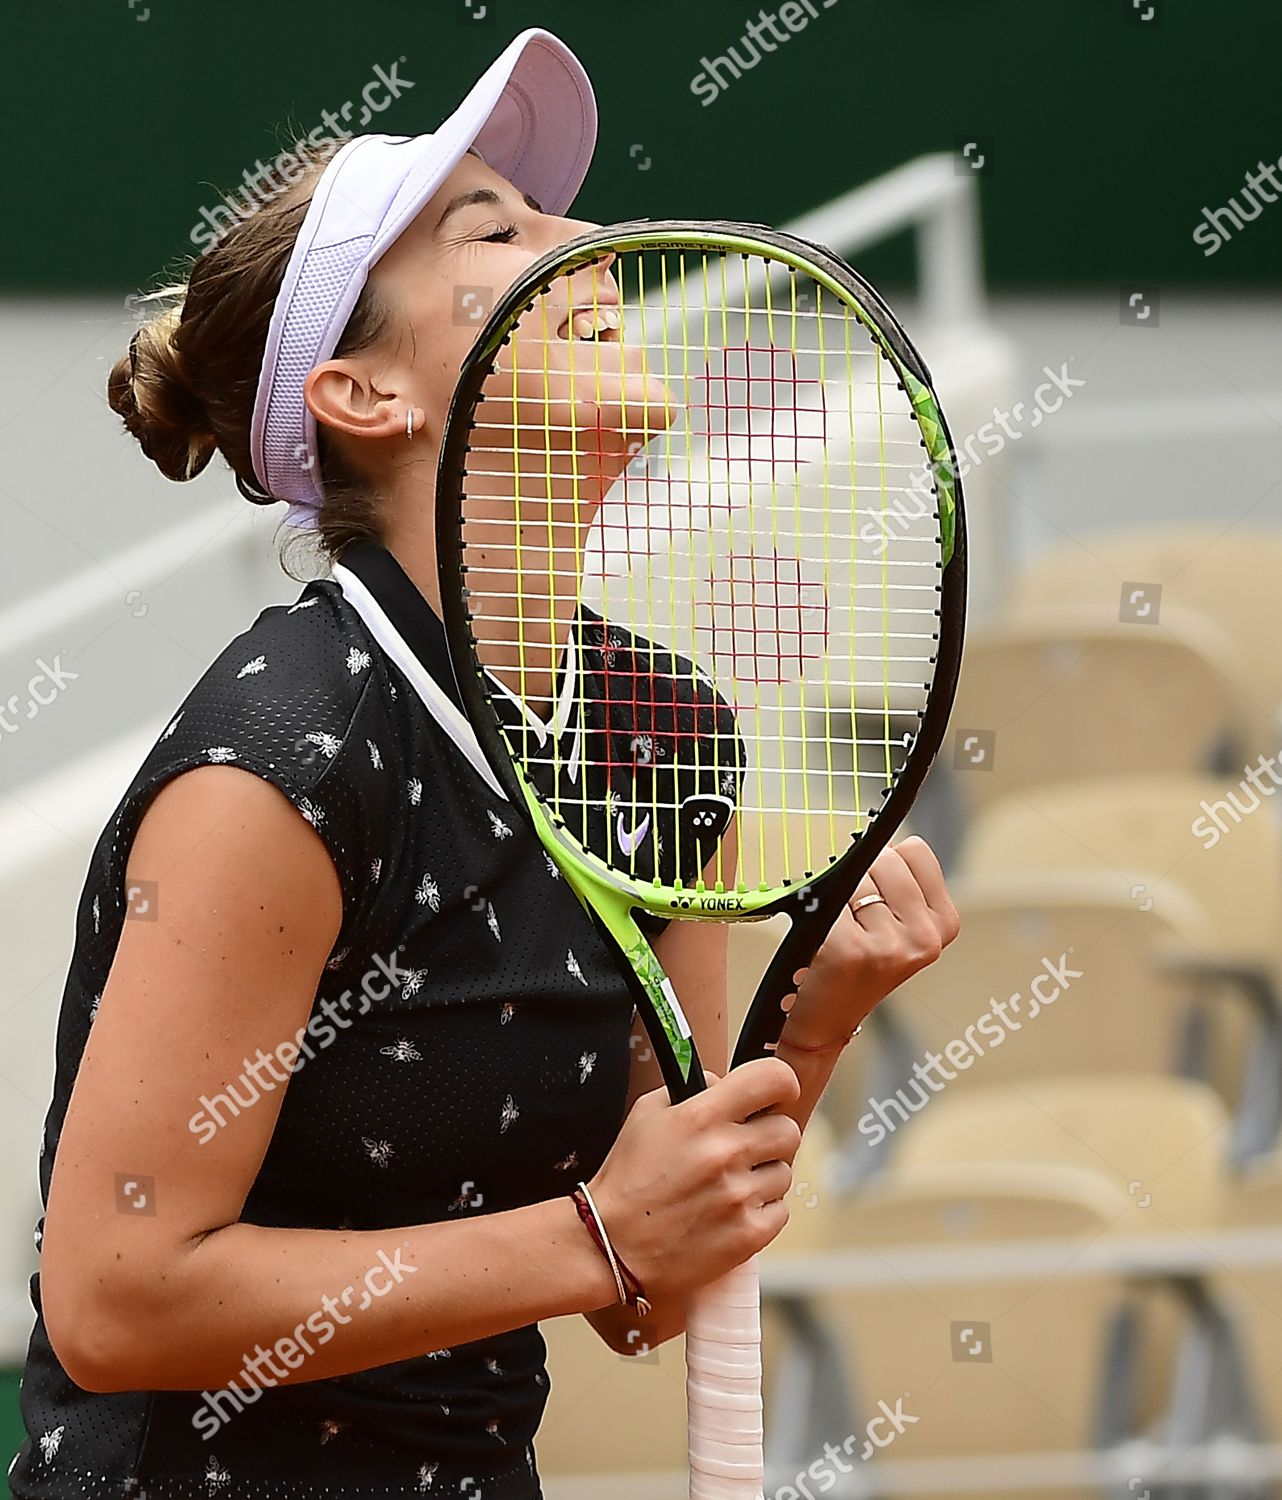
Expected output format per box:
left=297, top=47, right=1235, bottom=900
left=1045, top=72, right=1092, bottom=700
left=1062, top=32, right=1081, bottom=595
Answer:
left=2, top=0, right=1278, bottom=293
left=1, top=1372, right=21, bottom=1492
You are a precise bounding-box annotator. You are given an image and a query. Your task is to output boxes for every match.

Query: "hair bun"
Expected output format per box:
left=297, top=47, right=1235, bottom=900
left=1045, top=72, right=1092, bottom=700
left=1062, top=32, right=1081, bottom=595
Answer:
left=108, top=304, right=217, bottom=483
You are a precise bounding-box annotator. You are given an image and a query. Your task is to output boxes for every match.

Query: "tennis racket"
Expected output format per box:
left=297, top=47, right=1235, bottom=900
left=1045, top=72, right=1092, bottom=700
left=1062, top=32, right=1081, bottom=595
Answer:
left=435, top=221, right=966, bottom=1499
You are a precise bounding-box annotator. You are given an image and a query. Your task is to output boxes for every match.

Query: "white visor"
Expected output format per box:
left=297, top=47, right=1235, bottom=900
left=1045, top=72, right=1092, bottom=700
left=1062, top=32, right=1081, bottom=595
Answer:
left=249, top=27, right=596, bottom=526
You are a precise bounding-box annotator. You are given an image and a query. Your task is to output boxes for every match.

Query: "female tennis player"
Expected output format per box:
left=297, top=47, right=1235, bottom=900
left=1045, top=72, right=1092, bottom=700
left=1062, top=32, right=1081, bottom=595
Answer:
left=9, top=29, right=958, bottom=1500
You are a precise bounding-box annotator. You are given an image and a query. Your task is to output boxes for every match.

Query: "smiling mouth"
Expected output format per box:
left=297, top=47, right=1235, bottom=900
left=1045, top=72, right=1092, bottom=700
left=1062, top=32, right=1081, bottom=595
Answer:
left=557, top=306, right=622, bottom=342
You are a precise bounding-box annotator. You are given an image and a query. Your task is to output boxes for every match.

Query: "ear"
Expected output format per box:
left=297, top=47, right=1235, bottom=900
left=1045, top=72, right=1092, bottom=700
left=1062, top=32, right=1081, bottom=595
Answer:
left=304, top=360, right=418, bottom=443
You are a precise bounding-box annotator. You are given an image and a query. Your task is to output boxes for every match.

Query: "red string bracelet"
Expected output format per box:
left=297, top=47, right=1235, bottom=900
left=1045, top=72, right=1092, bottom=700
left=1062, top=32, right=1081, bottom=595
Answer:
left=571, top=1184, right=651, bottom=1317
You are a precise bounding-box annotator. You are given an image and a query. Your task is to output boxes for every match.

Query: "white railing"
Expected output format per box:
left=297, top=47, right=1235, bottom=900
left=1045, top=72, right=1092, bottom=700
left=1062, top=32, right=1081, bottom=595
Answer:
left=780, top=152, right=986, bottom=332
left=759, top=1223, right=1282, bottom=1291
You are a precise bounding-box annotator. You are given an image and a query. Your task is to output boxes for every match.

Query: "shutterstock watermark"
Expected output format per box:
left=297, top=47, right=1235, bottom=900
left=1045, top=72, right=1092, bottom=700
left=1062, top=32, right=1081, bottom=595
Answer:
left=857, top=952, right=1085, bottom=1147
left=191, top=1246, right=416, bottom=1439
left=858, top=363, right=1086, bottom=556
left=1192, top=151, right=1282, bottom=258
left=187, top=949, right=412, bottom=1143
left=1191, top=750, right=1282, bottom=850
left=189, top=60, right=415, bottom=250
left=691, top=1, right=841, bottom=107
left=770, top=1398, right=919, bottom=1498
left=0, top=655, right=79, bottom=744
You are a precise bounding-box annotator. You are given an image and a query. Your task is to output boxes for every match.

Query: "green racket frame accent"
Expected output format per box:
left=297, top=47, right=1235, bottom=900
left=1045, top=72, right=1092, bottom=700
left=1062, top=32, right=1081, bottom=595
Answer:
left=521, top=787, right=697, bottom=1074
left=438, top=219, right=967, bottom=1095
left=905, top=373, right=957, bottom=567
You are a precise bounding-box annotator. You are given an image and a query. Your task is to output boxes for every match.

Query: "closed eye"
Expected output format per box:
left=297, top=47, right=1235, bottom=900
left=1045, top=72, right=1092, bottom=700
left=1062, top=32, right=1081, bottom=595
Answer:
left=481, top=223, right=518, bottom=244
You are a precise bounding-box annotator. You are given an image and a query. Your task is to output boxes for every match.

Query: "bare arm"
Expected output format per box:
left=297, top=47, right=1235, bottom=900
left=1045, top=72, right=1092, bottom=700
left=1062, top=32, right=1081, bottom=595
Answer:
left=40, top=766, right=617, bottom=1394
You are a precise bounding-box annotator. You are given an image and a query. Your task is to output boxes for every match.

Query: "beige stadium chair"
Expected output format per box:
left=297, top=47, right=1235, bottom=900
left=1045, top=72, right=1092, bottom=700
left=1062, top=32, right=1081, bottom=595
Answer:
left=759, top=1112, right=843, bottom=1450
left=1216, top=1156, right=1282, bottom=1442
left=890, top=1070, right=1228, bottom=1387
left=818, top=1160, right=1133, bottom=1500
left=892, top=1075, right=1232, bottom=1432
left=894, top=1076, right=1229, bottom=1235
left=948, top=603, right=1267, bottom=812
left=815, top=1078, right=1234, bottom=1495
left=959, top=774, right=1282, bottom=964
left=960, top=777, right=1282, bottom=1155
left=857, top=871, right=1212, bottom=1133
left=1006, top=524, right=1282, bottom=728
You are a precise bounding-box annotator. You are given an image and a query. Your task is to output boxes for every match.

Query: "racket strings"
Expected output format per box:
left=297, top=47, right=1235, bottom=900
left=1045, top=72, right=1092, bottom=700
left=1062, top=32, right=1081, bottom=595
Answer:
left=458, top=244, right=943, bottom=901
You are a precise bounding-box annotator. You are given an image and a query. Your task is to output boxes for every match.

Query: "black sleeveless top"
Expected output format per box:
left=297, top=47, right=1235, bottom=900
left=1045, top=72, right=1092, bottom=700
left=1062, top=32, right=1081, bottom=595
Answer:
left=8, top=543, right=737, bottom=1500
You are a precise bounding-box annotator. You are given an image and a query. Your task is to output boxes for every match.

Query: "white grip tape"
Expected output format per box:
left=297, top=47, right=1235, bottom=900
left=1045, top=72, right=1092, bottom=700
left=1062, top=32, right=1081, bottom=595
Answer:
left=686, top=1257, right=765, bottom=1498
left=687, top=1352, right=762, bottom=1384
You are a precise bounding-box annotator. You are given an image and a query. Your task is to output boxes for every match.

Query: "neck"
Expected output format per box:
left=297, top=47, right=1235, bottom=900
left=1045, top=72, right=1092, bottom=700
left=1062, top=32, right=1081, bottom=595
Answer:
left=381, top=517, right=441, bottom=616
left=378, top=439, right=444, bottom=613
left=376, top=395, right=616, bottom=714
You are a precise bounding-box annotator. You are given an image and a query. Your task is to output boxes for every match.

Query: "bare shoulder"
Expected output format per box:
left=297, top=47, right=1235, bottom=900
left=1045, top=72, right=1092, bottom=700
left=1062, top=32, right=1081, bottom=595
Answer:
left=129, top=762, right=343, bottom=927
left=41, top=764, right=342, bottom=1369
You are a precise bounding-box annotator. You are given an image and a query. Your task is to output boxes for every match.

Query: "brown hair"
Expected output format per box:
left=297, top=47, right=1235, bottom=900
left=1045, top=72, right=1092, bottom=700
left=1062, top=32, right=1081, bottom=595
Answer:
left=107, top=138, right=392, bottom=568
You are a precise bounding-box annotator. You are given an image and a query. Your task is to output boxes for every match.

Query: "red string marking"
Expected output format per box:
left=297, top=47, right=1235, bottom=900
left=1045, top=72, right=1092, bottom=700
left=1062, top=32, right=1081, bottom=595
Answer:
left=599, top=446, right=658, bottom=578
left=711, top=550, right=829, bottom=685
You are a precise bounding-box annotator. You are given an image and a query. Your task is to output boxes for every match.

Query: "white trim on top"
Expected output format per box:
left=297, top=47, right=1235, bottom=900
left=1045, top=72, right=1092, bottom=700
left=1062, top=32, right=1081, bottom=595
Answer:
left=332, top=562, right=508, bottom=801
left=486, top=625, right=584, bottom=785
left=331, top=565, right=587, bottom=802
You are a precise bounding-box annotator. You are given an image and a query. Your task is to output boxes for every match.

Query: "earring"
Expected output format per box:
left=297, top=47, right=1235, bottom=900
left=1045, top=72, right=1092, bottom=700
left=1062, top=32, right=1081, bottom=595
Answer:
left=406, top=407, right=415, bottom=440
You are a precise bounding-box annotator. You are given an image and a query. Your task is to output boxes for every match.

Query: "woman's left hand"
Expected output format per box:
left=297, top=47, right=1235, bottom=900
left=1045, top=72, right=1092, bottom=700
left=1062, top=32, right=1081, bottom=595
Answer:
left=781, top=835, right=960, bottom=1047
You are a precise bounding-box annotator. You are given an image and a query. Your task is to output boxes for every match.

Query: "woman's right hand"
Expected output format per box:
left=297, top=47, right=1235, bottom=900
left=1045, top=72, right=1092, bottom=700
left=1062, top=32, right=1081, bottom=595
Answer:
left=586, top=1057, right=802, bottom=1302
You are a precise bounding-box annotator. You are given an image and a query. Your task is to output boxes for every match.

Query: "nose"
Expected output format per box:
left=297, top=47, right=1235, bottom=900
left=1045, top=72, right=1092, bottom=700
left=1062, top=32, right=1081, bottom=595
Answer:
left=545, top=217, right=617, bottom=298
left=573, top=251, right=617, bottom=297
left=569, top=251, right=619, bottom=308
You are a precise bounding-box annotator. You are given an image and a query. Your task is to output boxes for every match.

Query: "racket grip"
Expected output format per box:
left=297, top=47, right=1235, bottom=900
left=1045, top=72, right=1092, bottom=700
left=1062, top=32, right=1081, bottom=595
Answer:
left=686, top=1256, right=765, bottom=1499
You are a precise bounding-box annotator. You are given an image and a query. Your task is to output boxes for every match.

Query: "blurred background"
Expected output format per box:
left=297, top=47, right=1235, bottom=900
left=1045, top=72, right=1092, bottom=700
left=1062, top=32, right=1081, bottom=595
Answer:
left=3, top=1, right=1280, bottom=1495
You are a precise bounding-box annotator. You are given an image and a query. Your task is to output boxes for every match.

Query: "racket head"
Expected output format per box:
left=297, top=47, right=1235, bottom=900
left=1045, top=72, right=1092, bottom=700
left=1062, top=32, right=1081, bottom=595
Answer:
left=437, top=220, right=964, bottom=940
